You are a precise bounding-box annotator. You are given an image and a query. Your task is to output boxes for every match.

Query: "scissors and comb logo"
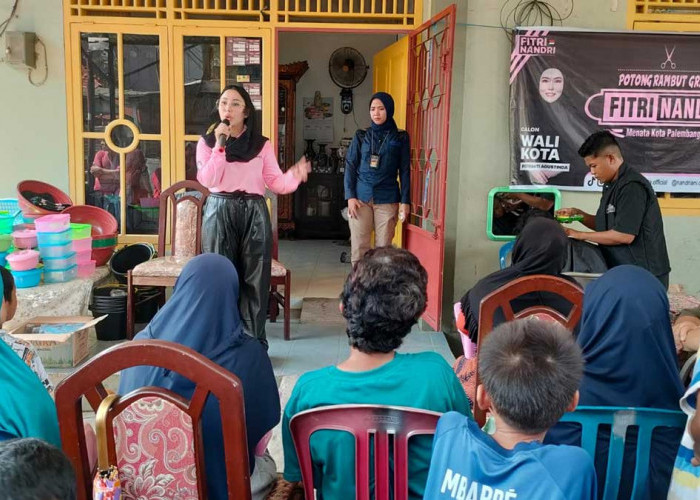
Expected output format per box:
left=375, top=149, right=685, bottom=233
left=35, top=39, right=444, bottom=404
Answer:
left=661, top=45, right=677, bottom=70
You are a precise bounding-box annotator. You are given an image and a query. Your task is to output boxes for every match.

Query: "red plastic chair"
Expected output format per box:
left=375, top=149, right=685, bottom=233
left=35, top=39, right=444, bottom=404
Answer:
left=473, top=274, right=583, bottom=426
left=54, top=339, right=251, bottom=500
left=289, top=404, right=441, bottom=500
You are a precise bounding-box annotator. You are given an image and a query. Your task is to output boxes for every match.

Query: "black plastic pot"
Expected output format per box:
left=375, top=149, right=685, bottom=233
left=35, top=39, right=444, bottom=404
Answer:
left=90, top=307, right=127, bottom=341
left=109, top=243, right=155, bottom=284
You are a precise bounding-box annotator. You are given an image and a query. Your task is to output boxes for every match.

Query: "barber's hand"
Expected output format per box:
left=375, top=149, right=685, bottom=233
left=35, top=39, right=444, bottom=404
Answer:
left=347, top=198, right=364, bottom=219
left=563, top=227, right=584, bottom=240
left=673, top=321, right=700, bottom=353
left=214, top=122, right=230, bottom=144
left=556, top=207, right=583, bottom=218
left=399, top=203, right=410, bottom=223
left=290, top=157, right=311, bottom=183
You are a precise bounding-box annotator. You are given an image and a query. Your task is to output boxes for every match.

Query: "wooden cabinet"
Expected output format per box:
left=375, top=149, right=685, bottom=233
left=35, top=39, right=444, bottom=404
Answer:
left=294, top=173, right=350, bottom=239
left=277, top=61, right=308, bottom=236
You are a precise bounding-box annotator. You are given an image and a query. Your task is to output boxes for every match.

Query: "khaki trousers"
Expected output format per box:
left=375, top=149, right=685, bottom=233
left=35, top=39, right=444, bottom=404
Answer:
left=349, top=202, right=399, bottom=265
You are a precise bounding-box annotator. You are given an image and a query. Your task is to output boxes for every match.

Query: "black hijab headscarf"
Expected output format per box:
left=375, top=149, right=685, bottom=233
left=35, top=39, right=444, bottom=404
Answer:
left=460, top=217, right=577, bottom=342
left=202, top=85, right=268, bottom=163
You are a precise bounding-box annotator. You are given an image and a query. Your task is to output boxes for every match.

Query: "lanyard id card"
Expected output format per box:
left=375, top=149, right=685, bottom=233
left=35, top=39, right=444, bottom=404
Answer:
left=370, top=154, right=380, bottom=169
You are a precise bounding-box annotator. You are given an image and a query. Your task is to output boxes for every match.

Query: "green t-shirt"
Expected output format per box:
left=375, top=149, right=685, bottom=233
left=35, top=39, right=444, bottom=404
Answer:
left=282, top=351, right=472, bottom=499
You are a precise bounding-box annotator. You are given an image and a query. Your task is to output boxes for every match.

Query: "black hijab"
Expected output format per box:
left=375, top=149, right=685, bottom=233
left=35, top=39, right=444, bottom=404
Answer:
left=202, top=85, right=268, bottom=163
left=460, top=217, right=577, bottom=342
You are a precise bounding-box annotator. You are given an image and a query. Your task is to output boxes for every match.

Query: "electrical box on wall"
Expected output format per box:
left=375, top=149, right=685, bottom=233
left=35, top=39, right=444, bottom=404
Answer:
left=5, top=32, right=36, bottom=69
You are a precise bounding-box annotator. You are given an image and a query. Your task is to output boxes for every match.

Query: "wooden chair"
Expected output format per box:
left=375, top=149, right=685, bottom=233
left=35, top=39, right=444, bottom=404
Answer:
left=289, top=404, right=441, bottom=500
left=54, top=339, right=251, bottom=500
left=126, top=180, right=209, bottom=338
left=473, top=274, right=584, bottom=426
left=267, top=191, right=292, bottom=340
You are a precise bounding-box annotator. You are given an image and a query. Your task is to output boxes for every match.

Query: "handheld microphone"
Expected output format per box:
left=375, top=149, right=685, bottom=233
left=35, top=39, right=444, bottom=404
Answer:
left=217, top=119, right=230, bottom=152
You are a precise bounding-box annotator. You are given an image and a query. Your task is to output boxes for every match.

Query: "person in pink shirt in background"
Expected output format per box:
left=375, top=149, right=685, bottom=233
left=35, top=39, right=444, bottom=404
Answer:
left=197, top=85, right=310, bottom=346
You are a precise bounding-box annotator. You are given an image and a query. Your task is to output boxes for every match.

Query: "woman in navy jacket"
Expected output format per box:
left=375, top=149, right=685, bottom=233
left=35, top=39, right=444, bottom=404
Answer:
left=344, top=92, right=410, bottom=265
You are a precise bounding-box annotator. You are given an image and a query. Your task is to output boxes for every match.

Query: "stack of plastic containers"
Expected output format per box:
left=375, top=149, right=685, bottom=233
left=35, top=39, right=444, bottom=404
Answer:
left=71, top=222, right=96, bottom=278
left=36, top=214, right=77, bottom=284
left=6, top=248, right=42, bottom=288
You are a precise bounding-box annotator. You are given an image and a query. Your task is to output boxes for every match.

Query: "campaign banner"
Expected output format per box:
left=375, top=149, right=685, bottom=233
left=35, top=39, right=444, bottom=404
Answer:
left=510, top=28, right=700, bottom=192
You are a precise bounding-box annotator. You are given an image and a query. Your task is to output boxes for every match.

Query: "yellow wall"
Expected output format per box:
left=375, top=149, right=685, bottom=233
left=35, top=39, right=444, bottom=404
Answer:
left=0, top=0, right=69, bottom=198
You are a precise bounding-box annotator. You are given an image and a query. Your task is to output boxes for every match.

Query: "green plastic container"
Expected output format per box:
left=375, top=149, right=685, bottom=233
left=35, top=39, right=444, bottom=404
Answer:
left=0, top=234, right=11, bottom=252
left=555, top=214, right=584, bottom=223
left=70, top=223, right=92, bottom=240
left=0, top=212, right=13, bottom=235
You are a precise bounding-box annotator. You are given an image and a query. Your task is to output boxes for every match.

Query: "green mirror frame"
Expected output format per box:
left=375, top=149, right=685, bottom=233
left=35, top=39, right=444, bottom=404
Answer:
left=486, top=186, right=562, bottom=241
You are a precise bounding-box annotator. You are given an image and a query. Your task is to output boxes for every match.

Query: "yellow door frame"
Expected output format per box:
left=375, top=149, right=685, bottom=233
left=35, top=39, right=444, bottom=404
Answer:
left=172, top=26, right=273, bottom=184
left=66, top=23, right=171, bottom=244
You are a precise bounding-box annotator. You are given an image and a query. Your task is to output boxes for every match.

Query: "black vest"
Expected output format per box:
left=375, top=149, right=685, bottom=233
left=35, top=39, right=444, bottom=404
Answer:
left=595, top=163, right=670, bottom=277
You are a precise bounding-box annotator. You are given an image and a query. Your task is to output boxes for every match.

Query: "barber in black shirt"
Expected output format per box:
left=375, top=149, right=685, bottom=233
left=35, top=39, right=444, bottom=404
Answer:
left=557, top=131, right=671, bottom=288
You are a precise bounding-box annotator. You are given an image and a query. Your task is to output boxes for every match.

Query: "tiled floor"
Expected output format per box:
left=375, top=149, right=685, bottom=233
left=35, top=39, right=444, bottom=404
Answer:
left=278, top=239, right=351, bottom=310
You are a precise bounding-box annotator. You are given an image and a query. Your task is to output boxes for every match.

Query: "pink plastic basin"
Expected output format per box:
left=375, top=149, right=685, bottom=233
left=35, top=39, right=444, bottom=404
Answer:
left=6, top=249, right=40, bottom=271
left=12, top=229, right=38, bottom=249
left=35, top=214, right=70, bottom=233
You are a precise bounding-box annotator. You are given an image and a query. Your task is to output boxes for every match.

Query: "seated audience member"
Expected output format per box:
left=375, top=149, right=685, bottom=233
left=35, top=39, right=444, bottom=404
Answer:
left=119, top=254, right=280, bottom=500
left=546, top=265, right=683, bottom=500
left=424, top=319, right=596, bottom=500
left=0, top=267, right=52, bottom=393
left=0, top=438, right=75, bottom=500
left=673, top=306, right=700, bottom=354
left=668, top=350, right=700, bottom=499
left=0, top=270, right=60, bottom=447
left=282, top=247, right=472, bottom=500
left=458, top=217, right=577, bottom=345
left=453, top=217, right=579, bottom=405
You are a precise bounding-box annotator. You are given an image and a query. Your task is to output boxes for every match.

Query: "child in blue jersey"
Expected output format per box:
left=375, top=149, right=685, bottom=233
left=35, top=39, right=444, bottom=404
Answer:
left=424, top=318, right=597, bottom=500
left=668, top=356, right=700, bottom=499
left=282, top=247, right=471, bottom=500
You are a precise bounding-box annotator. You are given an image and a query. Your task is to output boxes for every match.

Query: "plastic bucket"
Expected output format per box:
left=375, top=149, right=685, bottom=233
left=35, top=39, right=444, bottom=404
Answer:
left=109, top=243, right=155, bottom=284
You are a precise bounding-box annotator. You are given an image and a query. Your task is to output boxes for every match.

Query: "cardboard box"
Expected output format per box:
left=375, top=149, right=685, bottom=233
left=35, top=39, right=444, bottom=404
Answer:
left=7, top=316, right=106, bottom=368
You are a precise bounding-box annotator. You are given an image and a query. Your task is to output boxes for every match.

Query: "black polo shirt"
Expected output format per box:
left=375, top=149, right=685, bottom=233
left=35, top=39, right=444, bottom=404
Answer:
left=595, top=163, right=670, bottom=278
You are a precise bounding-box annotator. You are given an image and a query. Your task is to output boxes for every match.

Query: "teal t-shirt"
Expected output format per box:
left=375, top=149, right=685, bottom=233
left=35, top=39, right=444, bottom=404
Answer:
left=282, top=351, right=472, bottom=499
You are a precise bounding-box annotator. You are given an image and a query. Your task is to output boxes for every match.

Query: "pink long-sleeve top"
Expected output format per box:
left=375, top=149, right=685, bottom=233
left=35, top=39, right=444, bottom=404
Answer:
left=196, top=138, right=301, bottom=195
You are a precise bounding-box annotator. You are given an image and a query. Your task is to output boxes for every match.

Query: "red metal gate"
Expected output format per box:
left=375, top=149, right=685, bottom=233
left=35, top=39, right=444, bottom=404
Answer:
left=404, top=5, right=456, bottom=331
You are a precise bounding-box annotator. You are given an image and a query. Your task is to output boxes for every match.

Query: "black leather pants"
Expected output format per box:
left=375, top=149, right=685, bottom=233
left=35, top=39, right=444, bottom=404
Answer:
left=201, top=192, right=271, bottom=341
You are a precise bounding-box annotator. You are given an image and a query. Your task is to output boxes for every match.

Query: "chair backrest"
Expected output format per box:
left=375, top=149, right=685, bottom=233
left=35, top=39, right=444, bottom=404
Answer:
left=498, top=240, right=515, bottom=270
left=54, top=339, right=251, bottom=500
left=289, top=404, right=441, bottom=500
left=560, top=406, right=686, bottom=500
left=157, top=180, right=209, bottom=258
left=473, top=274, right=583, bottom=425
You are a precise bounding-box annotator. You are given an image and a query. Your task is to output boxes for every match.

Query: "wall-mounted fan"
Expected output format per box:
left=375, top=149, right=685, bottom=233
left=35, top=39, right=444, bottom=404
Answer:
left=328, top=47, right=368, bottom=115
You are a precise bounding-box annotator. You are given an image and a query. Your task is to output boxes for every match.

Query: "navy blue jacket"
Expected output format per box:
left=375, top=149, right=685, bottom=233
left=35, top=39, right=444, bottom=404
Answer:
left=344, top=128, right=410, bottom=204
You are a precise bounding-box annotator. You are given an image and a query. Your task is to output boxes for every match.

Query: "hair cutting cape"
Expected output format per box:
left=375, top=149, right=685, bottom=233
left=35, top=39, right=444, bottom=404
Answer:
left=460, top=217, right=577, bottom=342
left=202, top=85, right=268, bottom=163
left=0, top=278, right=60, bottom=446
left=546, top=265, right=683, bottom=500
left=119, top=254, right=280, bottom=499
